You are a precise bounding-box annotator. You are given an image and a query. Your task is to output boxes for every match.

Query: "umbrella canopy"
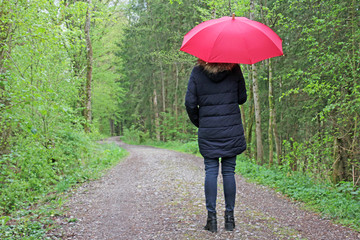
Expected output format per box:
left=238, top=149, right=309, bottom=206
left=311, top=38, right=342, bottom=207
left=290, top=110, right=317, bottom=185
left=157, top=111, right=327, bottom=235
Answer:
left=180, top=16, right=283, bottom=64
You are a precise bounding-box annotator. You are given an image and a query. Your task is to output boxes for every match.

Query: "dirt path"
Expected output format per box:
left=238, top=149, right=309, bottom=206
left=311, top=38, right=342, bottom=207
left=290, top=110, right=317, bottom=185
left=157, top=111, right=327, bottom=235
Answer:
left=49, top=137, right=360, bottom=239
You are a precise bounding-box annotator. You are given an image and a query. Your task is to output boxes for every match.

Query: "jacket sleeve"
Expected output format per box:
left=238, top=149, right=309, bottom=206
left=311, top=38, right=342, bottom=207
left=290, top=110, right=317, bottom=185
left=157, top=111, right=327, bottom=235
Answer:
left=238, top=66, right=247, bottom=105
left=185, top=70, right=199, bottom=128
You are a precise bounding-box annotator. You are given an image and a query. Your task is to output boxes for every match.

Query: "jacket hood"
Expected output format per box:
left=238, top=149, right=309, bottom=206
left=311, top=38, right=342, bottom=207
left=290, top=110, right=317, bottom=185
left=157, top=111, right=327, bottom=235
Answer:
left=204, top=69, right=231, bottom=83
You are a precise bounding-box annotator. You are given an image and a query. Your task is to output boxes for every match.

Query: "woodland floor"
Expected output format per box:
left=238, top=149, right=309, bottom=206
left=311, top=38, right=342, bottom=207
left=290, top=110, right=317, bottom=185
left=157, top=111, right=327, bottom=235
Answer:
left=48, top=136, right=360, bottom=240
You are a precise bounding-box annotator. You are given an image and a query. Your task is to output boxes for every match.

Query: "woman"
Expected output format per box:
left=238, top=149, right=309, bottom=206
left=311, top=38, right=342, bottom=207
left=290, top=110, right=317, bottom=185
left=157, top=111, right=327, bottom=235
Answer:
left=185, top=59, right=247, bottom=233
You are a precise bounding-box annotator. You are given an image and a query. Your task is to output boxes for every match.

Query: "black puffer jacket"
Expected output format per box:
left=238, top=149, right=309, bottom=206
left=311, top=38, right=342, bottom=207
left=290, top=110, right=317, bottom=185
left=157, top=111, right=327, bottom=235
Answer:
left=185, top=64, right=247, bottom=158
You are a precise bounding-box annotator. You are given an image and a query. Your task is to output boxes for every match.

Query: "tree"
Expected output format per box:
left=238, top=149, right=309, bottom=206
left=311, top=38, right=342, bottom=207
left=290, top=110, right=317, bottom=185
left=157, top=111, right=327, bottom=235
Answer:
left=250, top=0, right=264, bottom=164
left=0, top=0, right=14, bottom=155
left=84, top=0, right=93, bottom=132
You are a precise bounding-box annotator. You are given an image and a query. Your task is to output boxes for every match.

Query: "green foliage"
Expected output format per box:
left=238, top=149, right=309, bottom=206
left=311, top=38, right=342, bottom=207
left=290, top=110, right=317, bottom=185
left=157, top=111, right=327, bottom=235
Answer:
left=272, top=0, right=360, bottom=182
left=159, top=112, right=198, bottom=141
left=180, top=141, right=200, bottom=155
left=281, top=134, right=334, bottom=182
left=120, top=0, right=360, bottom=186
left=0, top=140, right=127, bottom=239
left=236, top=158, right=360, bottom=231
left=146, top=140, right=200, bottom=155
left=122, top=126, right=150, bottom=145
left=92, top=9, right=127, bottom=136
left=0, top=132, right=127, bottom=215
left=198, top=0, right=250, bottom=20
left=119, top=0, right=202, bottom=140
left=0, top=3, right=128, bottom=238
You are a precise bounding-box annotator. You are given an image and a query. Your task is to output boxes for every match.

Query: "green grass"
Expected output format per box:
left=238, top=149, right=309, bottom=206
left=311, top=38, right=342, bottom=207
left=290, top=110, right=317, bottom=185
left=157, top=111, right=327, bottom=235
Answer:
left=134, top=139, right=360, bottom=232
left=0, top=140, right=128, bottom=239
left=235, top=157, right=360, bottom=231
left=139, top=139, right=201, bottom=156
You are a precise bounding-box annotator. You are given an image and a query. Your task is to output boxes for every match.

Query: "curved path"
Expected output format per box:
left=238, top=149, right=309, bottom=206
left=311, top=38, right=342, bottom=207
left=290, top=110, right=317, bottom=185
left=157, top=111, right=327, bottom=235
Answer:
left=50, top=137, right=360, bottom=239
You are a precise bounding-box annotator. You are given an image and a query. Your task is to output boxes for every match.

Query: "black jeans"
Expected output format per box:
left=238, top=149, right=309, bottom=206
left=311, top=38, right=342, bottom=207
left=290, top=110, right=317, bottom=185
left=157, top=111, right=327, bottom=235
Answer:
left=204, top=156, right=237, bottom=213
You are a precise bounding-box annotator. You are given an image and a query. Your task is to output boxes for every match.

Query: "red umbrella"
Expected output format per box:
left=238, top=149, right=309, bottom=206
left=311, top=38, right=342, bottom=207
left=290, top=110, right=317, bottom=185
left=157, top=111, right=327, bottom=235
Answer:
left=180, top=15, right=283, bottom=64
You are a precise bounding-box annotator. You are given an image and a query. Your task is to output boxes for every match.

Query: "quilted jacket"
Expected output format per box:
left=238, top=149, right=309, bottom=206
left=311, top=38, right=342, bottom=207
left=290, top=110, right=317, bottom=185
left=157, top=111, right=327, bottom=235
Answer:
left=185, top=64, right=247, bottom=158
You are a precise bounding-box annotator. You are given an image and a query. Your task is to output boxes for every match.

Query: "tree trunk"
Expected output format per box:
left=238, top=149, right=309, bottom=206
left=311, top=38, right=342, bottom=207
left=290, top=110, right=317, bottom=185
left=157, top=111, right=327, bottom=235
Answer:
left=228, top=0, right=232, bottom=16
left=174, top=63, right=179, bottom=122
left=240, top=105, right=246, bottom=137
left=273, top=116, right=281, bottom=165
left=160, top=62, right=166, bottom=141
left=332, top=137, right=347, bottom=183
left=109, top=118, right=115, bottom=136
left=246, top=65, right=254, bottom=158
left=153, top=88, right=160, bottom=141
left=160, top=62, right=166, bottom=113
left=252, top=64, right=264, bottom=164
left=268, top=58, right=281, bottom=165
left=250, top=0, right=264, bottom=164
left=268, top=59, right=274, bottom=166
left=84, top=0, right=93, bottom=133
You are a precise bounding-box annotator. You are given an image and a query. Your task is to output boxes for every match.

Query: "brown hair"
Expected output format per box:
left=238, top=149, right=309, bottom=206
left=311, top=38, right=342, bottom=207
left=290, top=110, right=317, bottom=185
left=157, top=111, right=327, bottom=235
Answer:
left=197, top=59, right=236, bottom=74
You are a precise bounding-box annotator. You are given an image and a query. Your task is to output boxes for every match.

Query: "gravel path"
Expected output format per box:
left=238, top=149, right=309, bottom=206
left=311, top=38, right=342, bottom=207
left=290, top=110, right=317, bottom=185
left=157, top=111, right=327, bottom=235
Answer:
left=49, top=137, right=360, bottom=239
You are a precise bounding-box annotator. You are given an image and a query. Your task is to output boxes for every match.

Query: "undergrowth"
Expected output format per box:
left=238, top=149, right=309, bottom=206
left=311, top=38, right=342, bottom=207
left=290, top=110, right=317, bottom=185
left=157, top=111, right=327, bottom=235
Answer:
left=0, top=134, right=128, bottom=239
left=235, top=155, right=360, bottom=231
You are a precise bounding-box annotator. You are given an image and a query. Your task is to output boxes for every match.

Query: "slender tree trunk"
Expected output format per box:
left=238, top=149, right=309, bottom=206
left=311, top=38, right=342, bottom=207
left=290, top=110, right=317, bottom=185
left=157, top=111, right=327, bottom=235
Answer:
left=267, top=59, right=282, bottom=165
left=228, top=0, right=232, bottom=15
left=240, top=105, right=246, bottom=137
left=160, top=63, right=166, bottom=141
left=350, top=115, right=359, bottom=186
left=273, top=115, right=281, bottom=165
left=211, top=2, right=216, bottom=19
left=160, top=62, right=166, bottom=112
left=250, top=0, right=264, bottom=164
left=174, top=63, right=179, bottom=122
left=246, top=65, right=254, bottom=158
left=109, top=118, right=115, bottom=136
left=332, top=137, right=347, bottom=183
left=153, top=88, right=160, bottom=141
left=268, top=59, right=274, bottom=166
left=84, top=0, right=93, bottom=133
left=247, top=105, right=255, bottom=155
left=252, top=64, right=264, bottom=164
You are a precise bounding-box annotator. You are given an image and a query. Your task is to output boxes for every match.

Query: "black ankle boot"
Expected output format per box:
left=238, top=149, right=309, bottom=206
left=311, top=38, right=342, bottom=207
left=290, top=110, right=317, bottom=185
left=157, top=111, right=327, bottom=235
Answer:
left=204, top=211, right=217, bottom=233
left=224, top=211, right=235, bottom=231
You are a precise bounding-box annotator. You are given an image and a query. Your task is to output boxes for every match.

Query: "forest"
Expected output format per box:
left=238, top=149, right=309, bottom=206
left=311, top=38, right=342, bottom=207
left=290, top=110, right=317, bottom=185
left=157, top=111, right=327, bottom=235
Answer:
left=0, top=0, right=359, bottom=237
left=119, top=0, right=359, bottom=185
